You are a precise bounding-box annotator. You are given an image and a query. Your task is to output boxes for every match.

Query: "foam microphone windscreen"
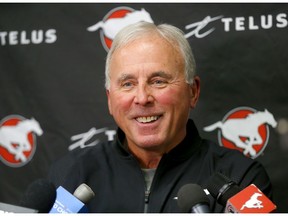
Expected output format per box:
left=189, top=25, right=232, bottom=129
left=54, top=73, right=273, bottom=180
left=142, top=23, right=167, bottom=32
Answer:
left=177, top=183, right=210, bottom=213
left=19, top=179, right=56, bottom=213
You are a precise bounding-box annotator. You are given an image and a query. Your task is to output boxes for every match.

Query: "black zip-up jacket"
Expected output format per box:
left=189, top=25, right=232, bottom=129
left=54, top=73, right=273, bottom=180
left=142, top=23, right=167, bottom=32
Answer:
left=48, top=119, right=273, bottom=213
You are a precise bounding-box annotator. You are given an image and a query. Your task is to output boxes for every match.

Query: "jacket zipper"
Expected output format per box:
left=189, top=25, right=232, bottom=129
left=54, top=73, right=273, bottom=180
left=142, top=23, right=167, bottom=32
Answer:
left=144, top=189, right=150, bottom=213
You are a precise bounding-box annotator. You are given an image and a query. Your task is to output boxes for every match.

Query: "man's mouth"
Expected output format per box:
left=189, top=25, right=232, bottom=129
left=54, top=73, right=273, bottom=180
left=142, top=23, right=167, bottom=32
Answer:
left=136, top=116, right=160, bottom=123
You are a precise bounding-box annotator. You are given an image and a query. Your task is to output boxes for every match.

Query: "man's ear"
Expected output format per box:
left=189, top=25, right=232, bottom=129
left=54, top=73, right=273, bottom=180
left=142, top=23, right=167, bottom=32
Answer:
left=189, top=76, right=201, bottom=109
left=106, top=89, right=113, bottom=115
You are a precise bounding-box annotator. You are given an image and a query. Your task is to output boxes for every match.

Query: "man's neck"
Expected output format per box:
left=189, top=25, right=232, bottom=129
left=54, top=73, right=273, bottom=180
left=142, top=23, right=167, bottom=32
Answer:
left=124, top=141, right=163, bottom=168
left=132, top=149, right=162, bottom=169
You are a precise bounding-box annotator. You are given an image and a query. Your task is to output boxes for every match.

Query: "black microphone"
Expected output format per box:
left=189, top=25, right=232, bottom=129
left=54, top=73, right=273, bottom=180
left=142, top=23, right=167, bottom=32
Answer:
left=19, top=178, right=56, bottom=213
left=207, top=172, right=241, bottom=206
left=177, top=183, right=210, bottom=213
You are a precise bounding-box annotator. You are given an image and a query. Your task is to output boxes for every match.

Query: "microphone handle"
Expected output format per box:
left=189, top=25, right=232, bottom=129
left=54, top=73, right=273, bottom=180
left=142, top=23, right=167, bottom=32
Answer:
left=191, top=203, right=210, bottom=213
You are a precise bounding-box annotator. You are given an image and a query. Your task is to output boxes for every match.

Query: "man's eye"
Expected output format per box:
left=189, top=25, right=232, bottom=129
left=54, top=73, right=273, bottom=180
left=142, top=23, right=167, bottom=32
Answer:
left=122, top=82, right=134, bottom=88
left=152, top=79, right=167, bottom=86
left=155, top=80, right=163, bottom=84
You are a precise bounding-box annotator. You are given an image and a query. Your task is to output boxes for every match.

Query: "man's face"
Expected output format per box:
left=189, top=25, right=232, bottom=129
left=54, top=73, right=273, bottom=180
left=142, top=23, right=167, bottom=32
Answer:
left=107, top=34, right=199, bottom=154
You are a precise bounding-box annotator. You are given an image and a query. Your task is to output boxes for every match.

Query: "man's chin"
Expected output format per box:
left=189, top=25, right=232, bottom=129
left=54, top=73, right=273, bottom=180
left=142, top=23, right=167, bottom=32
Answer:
left=134, top=138, right=167, bottom=152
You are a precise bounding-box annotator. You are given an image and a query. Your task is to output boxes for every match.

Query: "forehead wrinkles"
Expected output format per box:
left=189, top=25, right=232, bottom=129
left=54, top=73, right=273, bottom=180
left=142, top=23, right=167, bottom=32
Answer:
left=118, top=71, right=173, bottom=82
left=110, top=35, right=185, bottom=78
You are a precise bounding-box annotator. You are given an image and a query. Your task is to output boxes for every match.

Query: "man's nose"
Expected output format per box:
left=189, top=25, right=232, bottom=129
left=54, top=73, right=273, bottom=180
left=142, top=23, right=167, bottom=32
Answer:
left=134, top=84, right=154, bottom=105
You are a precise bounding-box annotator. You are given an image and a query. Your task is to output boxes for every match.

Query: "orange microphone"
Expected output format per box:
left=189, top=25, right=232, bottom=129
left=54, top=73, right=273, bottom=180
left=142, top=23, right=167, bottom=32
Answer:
left=207, top=172, right=276, bottom=213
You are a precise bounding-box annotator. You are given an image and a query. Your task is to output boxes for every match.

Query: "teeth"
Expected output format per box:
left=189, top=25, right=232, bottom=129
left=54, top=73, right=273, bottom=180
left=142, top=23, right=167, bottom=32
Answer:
left=136, top=116, right=159, bottom=123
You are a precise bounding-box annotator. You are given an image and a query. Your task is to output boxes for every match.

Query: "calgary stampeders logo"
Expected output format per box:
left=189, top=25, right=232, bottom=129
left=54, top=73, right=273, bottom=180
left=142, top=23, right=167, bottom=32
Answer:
left=204, top=107, right=277, bottom=158
left=0, top=115, right=43, bottom=167
left=87, top=6, right=154, bottom=51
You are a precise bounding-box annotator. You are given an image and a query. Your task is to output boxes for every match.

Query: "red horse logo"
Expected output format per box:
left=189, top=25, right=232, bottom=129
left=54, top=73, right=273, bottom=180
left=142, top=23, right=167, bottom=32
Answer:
left=87, top=7, right=154, bottom=51
left=0, top=116, right=43, bottom=167
left=204, top=108, right=277, bottom=158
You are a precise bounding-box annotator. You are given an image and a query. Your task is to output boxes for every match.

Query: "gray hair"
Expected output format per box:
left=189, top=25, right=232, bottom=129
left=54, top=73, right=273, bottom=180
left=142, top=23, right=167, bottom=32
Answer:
left=105, top=22, right=196, bottom=89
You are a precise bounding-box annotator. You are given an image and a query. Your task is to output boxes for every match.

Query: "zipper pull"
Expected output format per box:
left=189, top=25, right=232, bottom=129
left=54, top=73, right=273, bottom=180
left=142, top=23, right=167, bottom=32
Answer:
left=144, top=190, right=150, bottom=213
left=145, top=190, right=150, bottom=203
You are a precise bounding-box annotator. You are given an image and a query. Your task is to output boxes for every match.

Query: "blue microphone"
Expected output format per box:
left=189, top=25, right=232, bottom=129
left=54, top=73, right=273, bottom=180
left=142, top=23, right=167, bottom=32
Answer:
left=49, top=183, right=95, bottom=213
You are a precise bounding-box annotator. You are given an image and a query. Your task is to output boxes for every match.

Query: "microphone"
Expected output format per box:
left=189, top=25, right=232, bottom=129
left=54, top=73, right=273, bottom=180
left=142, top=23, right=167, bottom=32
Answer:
left=207, top=172, right=276, bottom=213
left=19, top=178, right=56, bottom=213
left=0, top=202, right=38, bottom=213
left=177, top=183, right=210, bottom=213
left=49, top=183, right=95, bottom=213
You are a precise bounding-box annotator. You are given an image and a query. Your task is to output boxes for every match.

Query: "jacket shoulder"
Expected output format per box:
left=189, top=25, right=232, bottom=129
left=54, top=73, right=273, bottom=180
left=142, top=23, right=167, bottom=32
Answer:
left=47, top=142, right=113, bottom=190
left=203, top=139, right=272, bottom=197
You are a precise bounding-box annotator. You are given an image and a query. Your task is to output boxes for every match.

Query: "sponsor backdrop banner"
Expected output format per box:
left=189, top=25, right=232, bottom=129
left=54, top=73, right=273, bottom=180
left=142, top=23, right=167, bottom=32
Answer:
left=0, top=3, right=287, bottom=212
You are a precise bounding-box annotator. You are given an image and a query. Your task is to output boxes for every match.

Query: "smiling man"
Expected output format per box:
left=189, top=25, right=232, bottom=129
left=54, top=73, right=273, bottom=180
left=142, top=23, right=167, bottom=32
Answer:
left=48, top=22, right=273, bottom=213
left=106, top=27, right=200, bottom=168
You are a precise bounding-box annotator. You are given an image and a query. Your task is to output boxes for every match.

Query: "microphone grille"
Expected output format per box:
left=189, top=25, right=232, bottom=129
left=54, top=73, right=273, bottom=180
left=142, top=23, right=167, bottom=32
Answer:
left=73, top=183, right=95, bottom=204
